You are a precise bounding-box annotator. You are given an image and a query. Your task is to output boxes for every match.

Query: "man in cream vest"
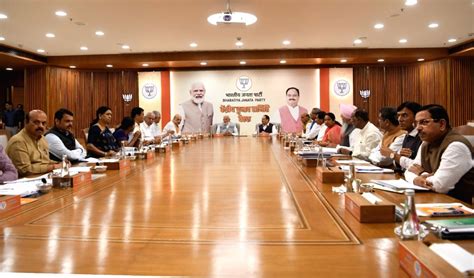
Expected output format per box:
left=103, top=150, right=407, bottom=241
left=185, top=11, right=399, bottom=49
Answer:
left=271, top=87, right=308, bottom=134
left=179, top=82, right=214, bottom=134
left=405, top=104, right=473, bottom=204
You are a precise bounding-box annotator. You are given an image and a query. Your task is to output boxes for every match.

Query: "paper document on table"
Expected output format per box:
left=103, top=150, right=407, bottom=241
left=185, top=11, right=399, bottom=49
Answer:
left=0, top=182, right=40, bottom=196
left=371, top=179, right=429, bottom=191
left=429, top=243, right=474, bottom=273
left=69, top=166, right=91, bottom=173
left=335, top=159, right=371, bottom=165
left=84, top=157, right=100, bottom=163
left=415, top=203, right=474, bottom=217
left=340, top=165, right=394, bottom=173
left=100, top=159, right=120, bottom=163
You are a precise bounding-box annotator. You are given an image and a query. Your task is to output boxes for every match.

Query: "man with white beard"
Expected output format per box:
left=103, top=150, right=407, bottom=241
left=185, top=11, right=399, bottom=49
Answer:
left=179, top=82, right=214, bottom=134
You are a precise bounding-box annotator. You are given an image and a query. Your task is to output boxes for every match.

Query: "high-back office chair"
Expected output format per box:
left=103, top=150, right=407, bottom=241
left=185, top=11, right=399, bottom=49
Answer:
left=453, top=124, right=474, bottom=146
left=82, top=128, right=89, bottom=142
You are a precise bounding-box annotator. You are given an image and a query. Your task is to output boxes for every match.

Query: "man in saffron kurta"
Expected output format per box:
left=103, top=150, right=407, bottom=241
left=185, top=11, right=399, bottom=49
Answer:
left=271, top=87, right=308, bottom=134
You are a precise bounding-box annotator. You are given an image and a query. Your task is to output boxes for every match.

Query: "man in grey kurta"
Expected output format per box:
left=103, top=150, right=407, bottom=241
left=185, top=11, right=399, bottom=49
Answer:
left=179, top=82, right=214, bottom=134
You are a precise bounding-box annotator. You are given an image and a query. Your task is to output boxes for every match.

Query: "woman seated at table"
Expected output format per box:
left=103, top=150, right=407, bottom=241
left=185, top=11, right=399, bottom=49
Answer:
left=317, top=112, right=342, bottom=147
left=87, top=106, right=119, bottom=158
left=113, top=117, right=140, bottom=148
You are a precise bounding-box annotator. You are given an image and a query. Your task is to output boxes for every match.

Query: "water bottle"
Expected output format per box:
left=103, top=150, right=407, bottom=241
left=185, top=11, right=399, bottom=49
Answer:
left=61, top=154, right=69, bottom=176
left=401, top=189, right=420, bottom=240
left=345, top=163, right=356, bottom=192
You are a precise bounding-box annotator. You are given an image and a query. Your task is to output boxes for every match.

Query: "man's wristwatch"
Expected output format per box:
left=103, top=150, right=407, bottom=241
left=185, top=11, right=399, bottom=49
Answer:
left=390, top=152, right=396, bottom=159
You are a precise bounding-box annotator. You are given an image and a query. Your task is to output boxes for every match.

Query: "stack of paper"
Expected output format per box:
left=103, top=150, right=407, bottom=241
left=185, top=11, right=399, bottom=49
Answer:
left=371, top=179, right=429, bottom=191
left=340, top=165, right=394, bottom=173
left=415, top=203, right=474, bottom=217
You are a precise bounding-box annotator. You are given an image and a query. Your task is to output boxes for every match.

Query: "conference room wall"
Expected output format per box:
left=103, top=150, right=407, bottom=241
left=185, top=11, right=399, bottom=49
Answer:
left=353, top=57, right=473, bottom=127
left=24, top=67, right=139, bottom=138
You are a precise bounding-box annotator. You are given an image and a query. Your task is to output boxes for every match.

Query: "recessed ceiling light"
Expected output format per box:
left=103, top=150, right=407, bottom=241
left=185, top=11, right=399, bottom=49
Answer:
left=69, top=65, right=76, bottom=69
left=340, top=59, right=347, bottom=63
left=37, top=49, right=45, bottom=53
left=0, top=36, right=5, bottom=41
left=428, top=23, right=439, bottom=28
left=190, top=42, right=198, bottom=48
left=377, top=59, right=385, bottom=62
left=405, top=0, right=417, bottom=6
left=95, top=31, right=105, bottom=36
left=282, top=40, right=291, bottom=45
left=6, top=67, right=13, bottom=71
left=374, top=23, right=384, bottom=29
left=240, top=61, right=246, bottom=65
left=448, top=38, right=457, bottom=43
left=353, top=39, right=362, bottom=44
left=399, top=38, right=408, bottom=43
left=142, top=63, right=149, bottom=67
left=235, top=40, right=244, bottom=47
left=200, top=62, right=207, bottom=66
left=55, top=11, right=67, bottom=17
left=122, top=45, right=130, bottom=49
left=280, top=60, right=287, bottom=64
left=417, top=58, right=425, bottom=62
left=46, top=33, right=55, bottom=38
left=0, top=14, right=7, bottom=19
left=80, top=46, right=88, bottom=51
left=106, top=64, right=113, bottom=68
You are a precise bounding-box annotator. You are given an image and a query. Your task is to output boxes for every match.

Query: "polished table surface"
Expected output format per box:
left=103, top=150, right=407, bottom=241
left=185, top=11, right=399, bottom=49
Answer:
left=0, top=137, right=471, bottom=276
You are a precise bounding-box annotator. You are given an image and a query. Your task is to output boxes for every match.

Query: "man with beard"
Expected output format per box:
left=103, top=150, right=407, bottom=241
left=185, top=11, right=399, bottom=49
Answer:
left=338, top=104, right=359, bottom=148
left=272, top=87, right=308, bottom=134
left=163, top=114, right=183, bottom=137
left=45, top=108, right=86, bottom=162
left=179, top=82, right=214, bottom=134
left=6, top=110, right=62, bottom=177
left=405, top=105, right=473, bottom=204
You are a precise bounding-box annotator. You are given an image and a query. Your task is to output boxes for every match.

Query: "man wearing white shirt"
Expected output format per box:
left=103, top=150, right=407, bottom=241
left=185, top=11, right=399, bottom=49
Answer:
left=140, top=112, right=157, bottom=145
left=163, top=114, right=182, bottom=137
left=257, top=115, right=278, bottom=136
left=271, top=87, right=308, bottom=134
left=216, top=115, right=238, bottom=136
left=45, top=108, right=86, bottom=162
left=303, top=109, right=324, bottom=140
left=380, top=102, right=422, bottom=170
left=369, top=107, right=406, bottom=166
left=405, top=105, right=473, bottom=204
left=152, top=110, right=163, bottom=137
left=340, top=109, right=382, bottom=160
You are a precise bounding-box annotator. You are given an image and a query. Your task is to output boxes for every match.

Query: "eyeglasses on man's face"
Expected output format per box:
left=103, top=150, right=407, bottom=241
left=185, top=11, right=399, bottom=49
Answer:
left=415, top=118, right=439, bottom=127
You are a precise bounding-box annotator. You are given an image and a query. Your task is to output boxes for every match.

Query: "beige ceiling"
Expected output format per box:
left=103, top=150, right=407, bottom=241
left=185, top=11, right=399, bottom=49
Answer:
left=0, top=0, right=473, bottom=57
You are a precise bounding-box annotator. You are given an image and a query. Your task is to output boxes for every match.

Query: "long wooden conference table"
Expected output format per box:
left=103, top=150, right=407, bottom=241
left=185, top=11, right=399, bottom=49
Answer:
left=0, top=137, right=472, bottom=276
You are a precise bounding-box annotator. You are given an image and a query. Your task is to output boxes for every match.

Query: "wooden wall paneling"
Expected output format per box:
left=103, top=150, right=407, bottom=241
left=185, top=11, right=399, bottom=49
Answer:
left=401, top=65, right=420, bottom=104
left=366, top=67, right=386, bottom=126
left=24, top=67, right=47, bottom=113
left=418, top=60, right=448, bottom=107
left=91, top=72, right=109, bottom=125
left=75, top=71, right=93, bottom=137
left=384, top=66, right=403, bottom=106
left=121, top=71, right=139, bottom=120
left=353, top=66, right=369, bottom=112
left=450, top=58, right=474, bottom=126
left=107, top=72, right=124, bottom=128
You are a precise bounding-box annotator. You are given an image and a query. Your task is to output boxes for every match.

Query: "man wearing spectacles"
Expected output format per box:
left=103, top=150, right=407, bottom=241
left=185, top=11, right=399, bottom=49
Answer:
left=405, top=105, right=474, bottom=204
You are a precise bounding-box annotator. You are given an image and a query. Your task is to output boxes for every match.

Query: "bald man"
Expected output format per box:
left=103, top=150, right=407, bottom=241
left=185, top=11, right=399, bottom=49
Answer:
left=6, top=110, right=61, bottom=177
left=216, top=115, right=238, bottom=136
left=140, top=111, right=157, bottom=145
left=179, top=82, right=214, bottom=134
left=163, top=114, right=182, bottom=137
